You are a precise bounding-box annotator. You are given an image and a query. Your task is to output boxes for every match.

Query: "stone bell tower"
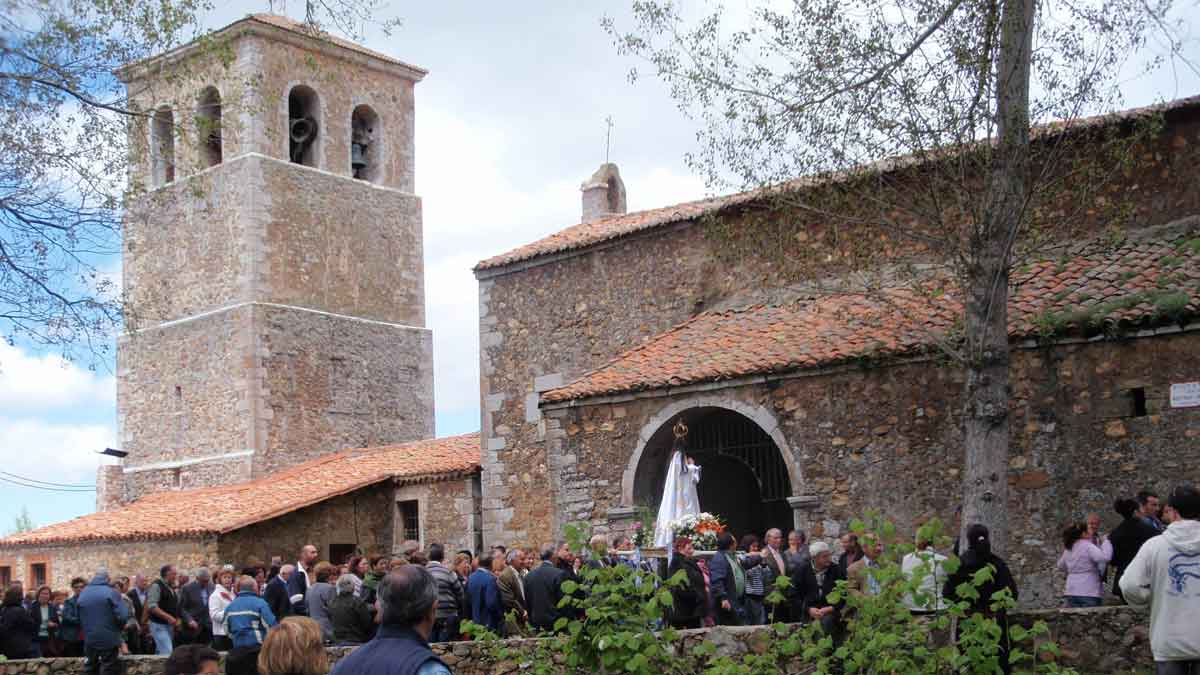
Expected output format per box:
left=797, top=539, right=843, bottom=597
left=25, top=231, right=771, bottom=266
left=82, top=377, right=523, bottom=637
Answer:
left=101, top=15, right=434, bottom=506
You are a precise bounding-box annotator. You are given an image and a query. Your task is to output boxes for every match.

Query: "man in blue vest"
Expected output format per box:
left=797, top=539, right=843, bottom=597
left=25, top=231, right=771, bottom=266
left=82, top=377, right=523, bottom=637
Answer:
left=331, top=566, right=451, bottom=675
left=224, top=576, right=278, bottom=675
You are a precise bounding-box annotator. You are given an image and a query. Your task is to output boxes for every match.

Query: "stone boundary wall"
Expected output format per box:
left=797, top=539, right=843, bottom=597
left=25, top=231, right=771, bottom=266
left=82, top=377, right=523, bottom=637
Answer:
left=0, top=606, right=1153, bottom=674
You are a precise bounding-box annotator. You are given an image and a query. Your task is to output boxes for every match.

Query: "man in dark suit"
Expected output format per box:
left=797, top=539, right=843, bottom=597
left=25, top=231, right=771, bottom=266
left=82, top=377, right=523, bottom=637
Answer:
left=523, top=545, right=566, bottom=632
left=835, top=533, right=862, bottom=580
left=125, top=575, right=148, bottom=654
left=792, top=541, right=845, bottom=640
left=264, top=564, right=294, bottom=621
left=177, top=568, right=212, bottom=646
left=760, top=528, right=790, bottom=622
left=287, top=544, right=318, bottom=616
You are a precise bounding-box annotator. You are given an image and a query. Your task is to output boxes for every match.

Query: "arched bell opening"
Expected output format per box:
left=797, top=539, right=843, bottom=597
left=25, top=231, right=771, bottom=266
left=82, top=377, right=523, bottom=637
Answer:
left=287, top=85, right=320, bottom=167
left=150, top=107, right=176, bottom=186
left=195, top=86, right=222, bottom=168
left=632, top=406, right=793, bottom=541
left=350, top=104, right=381, bottom=183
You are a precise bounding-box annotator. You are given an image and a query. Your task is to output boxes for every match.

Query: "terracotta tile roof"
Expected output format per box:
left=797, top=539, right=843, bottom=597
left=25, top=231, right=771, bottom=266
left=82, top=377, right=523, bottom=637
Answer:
left=542, top=234, right=1200, bottom=403
left=475, top=95, right=1200, bottom=273
left=0, top=434, right=479, bottom=546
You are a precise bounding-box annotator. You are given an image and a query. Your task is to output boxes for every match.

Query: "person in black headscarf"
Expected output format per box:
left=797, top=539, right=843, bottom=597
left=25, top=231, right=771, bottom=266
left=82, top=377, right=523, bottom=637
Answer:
left=944, top=524, right=1019, bottom=675
left=1108, top=497, right=1160, bottom=602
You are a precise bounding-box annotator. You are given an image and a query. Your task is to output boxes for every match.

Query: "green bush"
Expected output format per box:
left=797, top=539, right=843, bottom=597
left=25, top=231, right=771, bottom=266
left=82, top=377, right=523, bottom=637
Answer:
left=464, top=515, right=1075, bottom=674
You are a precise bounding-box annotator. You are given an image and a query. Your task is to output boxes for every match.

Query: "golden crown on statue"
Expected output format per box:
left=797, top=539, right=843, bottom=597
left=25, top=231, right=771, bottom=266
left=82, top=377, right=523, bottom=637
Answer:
left=673, top=418, right=689, bottom=440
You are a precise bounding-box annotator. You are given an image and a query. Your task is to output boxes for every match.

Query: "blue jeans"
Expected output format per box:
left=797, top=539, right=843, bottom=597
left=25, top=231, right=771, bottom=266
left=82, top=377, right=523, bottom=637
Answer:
left=431, top=616, right=459, bottom=643
left=1064, top=596, right=1101, bottom=608
left=1157, top=661, right=1200, bottom=675
left=744, top=596, right=766, bottom=625
left=149, top=621, right=173, bottom=655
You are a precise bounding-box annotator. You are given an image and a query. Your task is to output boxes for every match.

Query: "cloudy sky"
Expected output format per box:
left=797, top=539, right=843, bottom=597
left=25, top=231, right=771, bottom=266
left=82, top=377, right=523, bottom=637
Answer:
left=3, top=1, right=1199, bottom=532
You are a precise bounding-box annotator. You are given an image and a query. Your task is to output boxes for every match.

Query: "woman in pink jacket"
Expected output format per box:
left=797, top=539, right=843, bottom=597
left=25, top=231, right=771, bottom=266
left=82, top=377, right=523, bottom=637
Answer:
left=1057, top=521, right=1113, bottom=608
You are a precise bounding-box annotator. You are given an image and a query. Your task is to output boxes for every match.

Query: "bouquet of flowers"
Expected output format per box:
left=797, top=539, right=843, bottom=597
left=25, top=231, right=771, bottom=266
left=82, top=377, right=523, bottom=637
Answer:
left=669, top=512, right=726, bottom=551
left=631, top=520, right=653, bottom=548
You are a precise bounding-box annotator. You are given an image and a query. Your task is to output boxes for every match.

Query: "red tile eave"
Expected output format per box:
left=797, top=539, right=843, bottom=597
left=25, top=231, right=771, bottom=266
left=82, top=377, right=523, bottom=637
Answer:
left=542, top=235, right=1200, bottom=404
left=476, top=96, right=1200, bottom=274
left=215, top=475, right=396, bottom=535
left=0, top=433, right=481, bottom=548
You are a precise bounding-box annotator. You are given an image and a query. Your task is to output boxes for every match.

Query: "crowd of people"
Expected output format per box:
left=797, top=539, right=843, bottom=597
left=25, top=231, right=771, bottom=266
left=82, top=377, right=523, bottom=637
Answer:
left=1, top=484, right=1198, bottom=674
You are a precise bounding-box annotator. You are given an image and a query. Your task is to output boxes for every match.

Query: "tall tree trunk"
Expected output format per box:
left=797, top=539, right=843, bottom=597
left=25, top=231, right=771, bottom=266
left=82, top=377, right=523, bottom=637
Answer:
left=961, top=0, right=1034, bottom=557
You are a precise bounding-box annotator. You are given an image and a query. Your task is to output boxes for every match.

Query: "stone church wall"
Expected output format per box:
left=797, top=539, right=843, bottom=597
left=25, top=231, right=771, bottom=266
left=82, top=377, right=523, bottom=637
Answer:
left=256, top=157, right=425, bottom=326
left=394, top=475, right=483, bottom=555
left=0, top=538, right=219, bottom=591
left=255, top=303, right=434, bottom=476
left=123, top=21, right=420, bottom=194
left=122, top=154, right=425, bottom=329
left=477, top=111, right=1200, bottom=548
left=112, top=17, right=432, bottom=502
left=544, top=330, right=1200, bottom=608
left=117, top=304, right=257, bottom=476
left=115, top=288, right=433, bottom=494
left=218, top=483, right=395, bottom=566
left=122, top=160, right=257, bottom=326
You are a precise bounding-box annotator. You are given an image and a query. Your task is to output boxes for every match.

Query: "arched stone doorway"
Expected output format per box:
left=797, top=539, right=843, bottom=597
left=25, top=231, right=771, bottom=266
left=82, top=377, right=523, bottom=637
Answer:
left=631, top=406, right=794, bottom=541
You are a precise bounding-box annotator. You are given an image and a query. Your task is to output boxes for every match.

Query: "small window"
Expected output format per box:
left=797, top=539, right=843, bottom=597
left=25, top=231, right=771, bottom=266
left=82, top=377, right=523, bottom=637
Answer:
left=1129, top=387, right=1148, bottom=417
left=288, top=85, right=320, bottom=167
left=30, top=563, right=46, bottom=588
left=398, top=500, right=419, bottom=543
left=350, top=104, right=380, bottom=182
left=0, top=566, right=11, bottom=588
left=151, top=107, right=176, bottom=186
left=329, top=544, right=356, bottom=566
left=196, top=86, right=222, bottom=168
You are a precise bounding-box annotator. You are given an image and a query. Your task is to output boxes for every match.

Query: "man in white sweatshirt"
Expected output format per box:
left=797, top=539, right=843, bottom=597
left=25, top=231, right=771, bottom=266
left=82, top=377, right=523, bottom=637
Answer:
left=1120, top=484, right=1200, bottom=674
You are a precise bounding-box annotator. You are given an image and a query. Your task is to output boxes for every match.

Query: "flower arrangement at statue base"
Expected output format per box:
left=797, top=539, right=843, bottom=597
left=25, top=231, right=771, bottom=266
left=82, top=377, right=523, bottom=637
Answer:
left=669, top=512, right=726, bottom=551
left=630, top=519, right=654, bottom=549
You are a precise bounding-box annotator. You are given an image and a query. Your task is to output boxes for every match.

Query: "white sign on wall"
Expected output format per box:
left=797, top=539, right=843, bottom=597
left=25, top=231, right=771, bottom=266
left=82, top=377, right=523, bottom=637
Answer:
left=1171, top=382, right=1200, bottom=408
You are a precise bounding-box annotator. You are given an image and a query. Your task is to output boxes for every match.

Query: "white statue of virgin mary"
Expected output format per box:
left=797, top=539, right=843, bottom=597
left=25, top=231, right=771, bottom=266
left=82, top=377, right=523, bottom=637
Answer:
left=653, top=420, right=702, bottom=549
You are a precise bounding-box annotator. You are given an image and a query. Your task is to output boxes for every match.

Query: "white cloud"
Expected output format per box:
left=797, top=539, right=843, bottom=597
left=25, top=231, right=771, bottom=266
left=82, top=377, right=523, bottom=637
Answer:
left=419, top=104, right=709, bottom=431
left=0, top=342, right=116, bottom=413
left=0, top=417, right=117, bottom=485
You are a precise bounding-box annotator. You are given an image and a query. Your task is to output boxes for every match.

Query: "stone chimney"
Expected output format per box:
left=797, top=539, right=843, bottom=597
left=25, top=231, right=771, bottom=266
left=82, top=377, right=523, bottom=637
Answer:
left=581, top=163, right=627, bottom=222
left=95, top=465, right=126, bottom=512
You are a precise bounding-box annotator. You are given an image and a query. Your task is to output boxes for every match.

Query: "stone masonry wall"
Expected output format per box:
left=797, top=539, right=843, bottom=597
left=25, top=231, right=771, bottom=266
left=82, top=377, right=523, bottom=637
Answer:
left=115, top=21, right=430, bottom=499
left=476, top=113, right=1200, bottom=548
left=117, top=304, right=256, bottom=476
left=116, top=301, right=433, bottom=496
left=218, top=483, right=394, bottom=566
left=0, top=538, right=218, bottom=592
left=547, top=330, right=1200, bottom=608
left=257, top=157, right=425, bottom=326
left=123, top=154, right=425, bottom=328
left=256, top=303, right=434, bottom=477
left=0, top=606, right=1155, bottom=674
left=122, top=159, right=255, bottom=327
left=394, top=476, right=482, bottom=555
left=124, top=23, right=419, bottom=193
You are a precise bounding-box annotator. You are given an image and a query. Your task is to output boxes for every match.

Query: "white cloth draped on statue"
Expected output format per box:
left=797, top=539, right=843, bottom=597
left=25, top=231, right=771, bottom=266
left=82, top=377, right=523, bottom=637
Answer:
left=653, top=450, right=702, bottom=549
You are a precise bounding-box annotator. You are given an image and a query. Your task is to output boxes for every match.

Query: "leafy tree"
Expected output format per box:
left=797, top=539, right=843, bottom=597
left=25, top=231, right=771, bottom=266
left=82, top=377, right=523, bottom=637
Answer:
left=0, top=0, right=396, bottom=364
left=10, top=506, right=34, bottom=535
left=604, top=0, right=1194, bottom=550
